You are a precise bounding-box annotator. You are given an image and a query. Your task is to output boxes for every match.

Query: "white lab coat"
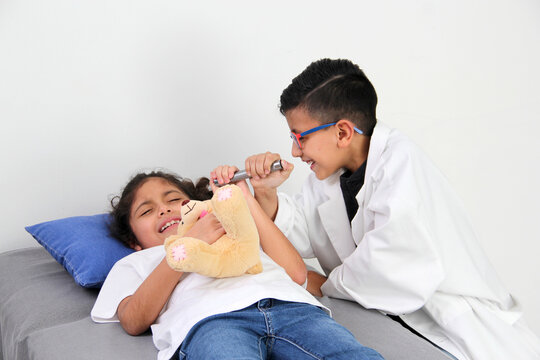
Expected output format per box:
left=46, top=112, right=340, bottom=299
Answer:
left=275, top=122, right=540, bottom=360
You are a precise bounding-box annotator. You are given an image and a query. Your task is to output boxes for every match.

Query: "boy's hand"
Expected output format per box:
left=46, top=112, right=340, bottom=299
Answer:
left=184, top=213, right=225, bottom=245
left=244, top=152, right=294, bottom=190
left=306, top=270, right=326, bottom=297
left=210, top=156, right=290, bottom=220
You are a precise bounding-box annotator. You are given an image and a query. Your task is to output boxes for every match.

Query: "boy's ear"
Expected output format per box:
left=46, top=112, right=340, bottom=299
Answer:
left=335, top=119, right=355, bottom=147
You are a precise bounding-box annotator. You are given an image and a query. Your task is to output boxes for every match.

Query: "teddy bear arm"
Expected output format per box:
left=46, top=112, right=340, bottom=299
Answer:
left=166, top=236, right=233, bottom=274
left=164, top=234, right=183, bottom=249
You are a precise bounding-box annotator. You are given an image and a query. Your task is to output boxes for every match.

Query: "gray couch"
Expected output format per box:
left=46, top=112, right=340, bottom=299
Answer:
left=0, top=247, right=450, bottom=360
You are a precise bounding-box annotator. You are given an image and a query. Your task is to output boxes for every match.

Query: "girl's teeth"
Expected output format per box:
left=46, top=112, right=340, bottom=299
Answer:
left=161, top=220, right=180, bottom=232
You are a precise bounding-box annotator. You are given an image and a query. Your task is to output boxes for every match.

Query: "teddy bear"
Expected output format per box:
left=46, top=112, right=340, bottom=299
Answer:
left=164, top=184, right=263, bottom=278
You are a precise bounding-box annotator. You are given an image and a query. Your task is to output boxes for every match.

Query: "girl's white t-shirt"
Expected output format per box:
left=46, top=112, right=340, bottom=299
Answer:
left=91, top=246, right=326, bottom=360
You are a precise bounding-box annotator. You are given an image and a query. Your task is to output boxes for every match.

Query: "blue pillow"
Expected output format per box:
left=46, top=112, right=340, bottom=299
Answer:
left=25, top=214, right=134, bottom=288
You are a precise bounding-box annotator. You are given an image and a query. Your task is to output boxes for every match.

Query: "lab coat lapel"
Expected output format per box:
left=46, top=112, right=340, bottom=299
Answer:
left=351, top=122, right=391, bottom=245
left=364, top=122, right=391, bottom=182
left=317, top=173, right=356, bottom=261
left=350, top=187, right=366, bottom=245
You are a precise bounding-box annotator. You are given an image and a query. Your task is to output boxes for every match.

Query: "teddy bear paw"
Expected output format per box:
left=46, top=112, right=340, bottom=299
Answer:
left=216, top=186, right=234, bottom=201
left=170, top=244, right=187, bottom=262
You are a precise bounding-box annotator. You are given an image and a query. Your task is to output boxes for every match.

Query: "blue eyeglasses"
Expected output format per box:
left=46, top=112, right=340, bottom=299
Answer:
left=290, top=122, right=363, bottom=149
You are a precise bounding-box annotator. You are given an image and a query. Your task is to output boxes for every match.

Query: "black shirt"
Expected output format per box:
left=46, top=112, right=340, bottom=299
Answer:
left=339, top=161, right=367, bottom=223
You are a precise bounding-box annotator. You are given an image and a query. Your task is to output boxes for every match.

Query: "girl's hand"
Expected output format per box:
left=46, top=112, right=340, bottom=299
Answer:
left=244, top=152, right=293, bottom=190
left=184, top=213, right=225, bottom=245
left=211, top=165, right=240, bottom=186
left=210, top=169, right=253, bottom=200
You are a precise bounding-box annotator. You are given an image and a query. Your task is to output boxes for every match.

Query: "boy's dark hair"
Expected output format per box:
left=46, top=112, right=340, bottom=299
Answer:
left=108, top=171, right=213, bottom=248
left=280, top=58, right=378, bottom=135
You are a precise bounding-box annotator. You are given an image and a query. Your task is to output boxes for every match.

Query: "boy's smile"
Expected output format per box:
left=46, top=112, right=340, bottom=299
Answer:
left=286, top=107, right=342, bottom=180
left=286, top=107, right=370, bottom=180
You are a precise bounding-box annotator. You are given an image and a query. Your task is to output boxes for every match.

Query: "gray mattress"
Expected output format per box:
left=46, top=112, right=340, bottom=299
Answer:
left=0, top=247, right=450, bottom=360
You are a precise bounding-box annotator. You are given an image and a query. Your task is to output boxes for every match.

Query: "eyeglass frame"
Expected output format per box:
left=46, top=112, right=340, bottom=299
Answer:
left=289, top=122, right=363, bottom=149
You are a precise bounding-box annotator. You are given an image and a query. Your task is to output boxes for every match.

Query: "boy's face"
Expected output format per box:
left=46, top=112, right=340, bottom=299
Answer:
left=129, top=178, right=189, bottom=250
left=286, top=107, right=342, bottom=180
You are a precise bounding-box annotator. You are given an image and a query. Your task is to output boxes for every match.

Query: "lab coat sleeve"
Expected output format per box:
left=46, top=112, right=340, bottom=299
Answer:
left=321, top=156, right=446, bottom=315
left=274, top=191, right=315, bottom=259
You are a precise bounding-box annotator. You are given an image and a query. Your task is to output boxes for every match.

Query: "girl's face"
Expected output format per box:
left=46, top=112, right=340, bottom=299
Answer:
left=129, top=177, right=189, bottom=250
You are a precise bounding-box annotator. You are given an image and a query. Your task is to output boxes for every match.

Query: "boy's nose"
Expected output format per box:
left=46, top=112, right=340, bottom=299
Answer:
left=291, top=142, right=302, bottom=157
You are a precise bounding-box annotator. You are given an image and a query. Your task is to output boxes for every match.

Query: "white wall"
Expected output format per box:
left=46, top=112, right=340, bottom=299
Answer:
left=1, top=0, right=538, bottom=333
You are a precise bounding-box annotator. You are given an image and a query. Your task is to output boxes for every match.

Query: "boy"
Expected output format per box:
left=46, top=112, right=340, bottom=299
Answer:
left=212, top=59, right=540, bottom=360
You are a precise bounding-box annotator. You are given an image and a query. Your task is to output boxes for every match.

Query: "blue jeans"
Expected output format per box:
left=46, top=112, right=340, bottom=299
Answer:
left=177, top=298, right=383, bottom=360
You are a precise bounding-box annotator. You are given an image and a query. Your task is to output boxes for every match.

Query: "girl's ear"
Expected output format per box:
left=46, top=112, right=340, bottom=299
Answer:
left=335, top=119, right=355, bottom=147
left=129, top=239, right=143, bottom=251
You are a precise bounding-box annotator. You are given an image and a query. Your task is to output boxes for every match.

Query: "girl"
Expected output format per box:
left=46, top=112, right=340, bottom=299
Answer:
left=91, top=170, right=383, bottom=360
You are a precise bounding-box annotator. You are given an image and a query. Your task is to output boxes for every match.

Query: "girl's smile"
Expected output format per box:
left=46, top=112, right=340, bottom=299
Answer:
left=129, top=177, right=189, bottom=250
left=159, top=218, right=182, bottom=234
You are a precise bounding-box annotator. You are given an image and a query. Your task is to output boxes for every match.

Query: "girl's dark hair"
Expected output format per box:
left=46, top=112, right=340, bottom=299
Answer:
left=108, top=171, right=213, bottom=248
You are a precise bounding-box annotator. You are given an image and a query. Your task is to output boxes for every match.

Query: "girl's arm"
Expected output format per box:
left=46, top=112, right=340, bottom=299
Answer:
left=216, top=180, right=307, bottom=285
left=117, top=259, right=183, bottom=335
left=117, top=214, right=225, bottom=335
left=211, top=165, right=306, bottom=285
left=246, top=193, right=307, bottom=285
